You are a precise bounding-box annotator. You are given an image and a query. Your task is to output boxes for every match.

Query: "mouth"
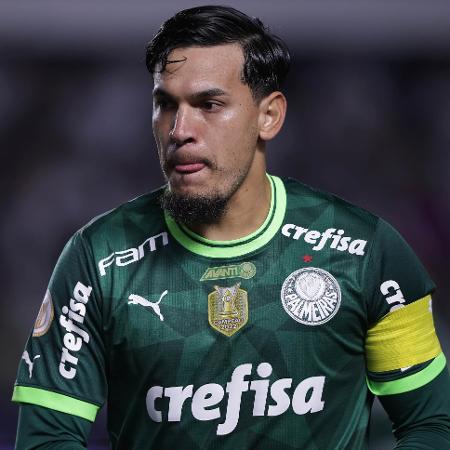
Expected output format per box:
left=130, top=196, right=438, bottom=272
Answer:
left=174, top=162, right=206, bottom=174
left=165, top=155, right=213, bottom=193
left=166, top=152, right=211, bottom=176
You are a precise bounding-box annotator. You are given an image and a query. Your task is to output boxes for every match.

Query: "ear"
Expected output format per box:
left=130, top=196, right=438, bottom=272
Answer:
left=257, top=91, right=287, bottom=141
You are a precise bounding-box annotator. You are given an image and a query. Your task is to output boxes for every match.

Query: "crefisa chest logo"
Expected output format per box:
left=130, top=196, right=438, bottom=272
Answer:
left=281, top=268, right=341, bottom=326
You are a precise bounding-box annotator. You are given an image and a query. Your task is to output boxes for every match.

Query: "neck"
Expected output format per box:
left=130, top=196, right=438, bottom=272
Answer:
left=188, top=165, right=271, bottom=242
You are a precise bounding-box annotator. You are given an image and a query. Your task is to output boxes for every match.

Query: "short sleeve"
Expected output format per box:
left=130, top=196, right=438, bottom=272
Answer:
left=12, top=230, right=106, bottom=422
left=365, top=218, right=435, bottom=324
left=364, top=219, right=446, bottom=395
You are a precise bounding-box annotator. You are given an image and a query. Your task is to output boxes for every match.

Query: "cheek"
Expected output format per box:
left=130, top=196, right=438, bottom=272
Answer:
left=225, top=118, right=259, bottom=160
left=152, top=117, right=169, bottom=150
left=152, top=115, right=160, bottom=141
left=218, top=109, right=259, bottom=146
left=152, top=127, right=166, bottom=163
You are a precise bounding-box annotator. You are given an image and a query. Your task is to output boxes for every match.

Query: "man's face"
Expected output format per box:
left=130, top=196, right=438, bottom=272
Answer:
left=152, top=44, right=262, bottom=204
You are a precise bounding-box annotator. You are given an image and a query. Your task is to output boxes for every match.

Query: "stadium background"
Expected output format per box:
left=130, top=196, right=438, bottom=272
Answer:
left=1, top=1, right=449, bottom=448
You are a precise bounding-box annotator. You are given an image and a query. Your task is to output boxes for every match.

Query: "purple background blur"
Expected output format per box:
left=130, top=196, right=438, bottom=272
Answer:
left=1, top=1, right=449, bottom=449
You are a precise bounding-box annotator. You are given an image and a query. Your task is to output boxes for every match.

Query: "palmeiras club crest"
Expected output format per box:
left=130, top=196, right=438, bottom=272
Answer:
left=281, top=267, right=341, bottom=326
left=208, top=283, right=248, bottom=337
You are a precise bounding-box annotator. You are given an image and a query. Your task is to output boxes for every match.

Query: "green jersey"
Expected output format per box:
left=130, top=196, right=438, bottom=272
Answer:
left=13, top=175, right=448, bottom=449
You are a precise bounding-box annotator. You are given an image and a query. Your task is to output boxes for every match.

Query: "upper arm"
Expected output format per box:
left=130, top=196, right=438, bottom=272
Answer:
left=365, top=296, right=450, bottom=442
left=363, top=219, right=450, bottom=443
left=12, top=231, right=107, bottom=442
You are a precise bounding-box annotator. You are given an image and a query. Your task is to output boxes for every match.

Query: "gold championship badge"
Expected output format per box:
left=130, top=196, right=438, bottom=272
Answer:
left=208, top=283, right=248, bottom=337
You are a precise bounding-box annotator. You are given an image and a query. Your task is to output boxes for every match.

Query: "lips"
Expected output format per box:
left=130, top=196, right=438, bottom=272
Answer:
left=174, top=162, right=206, bottom=174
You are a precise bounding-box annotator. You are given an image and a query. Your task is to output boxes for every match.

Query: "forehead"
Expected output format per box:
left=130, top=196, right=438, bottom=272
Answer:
left=153, top=44, right=246, bottom=94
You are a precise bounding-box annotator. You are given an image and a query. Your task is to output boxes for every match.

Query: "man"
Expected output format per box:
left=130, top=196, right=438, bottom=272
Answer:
left=13, top=5, right=450, bottom=449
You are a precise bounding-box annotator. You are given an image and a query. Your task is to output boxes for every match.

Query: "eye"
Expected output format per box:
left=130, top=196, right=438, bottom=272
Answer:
left=202, top=101, right=222, bottom=112
left=154, top=98, right=175, bottom=110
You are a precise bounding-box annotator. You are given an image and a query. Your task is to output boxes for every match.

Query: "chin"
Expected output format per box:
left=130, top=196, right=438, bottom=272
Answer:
left=169, top=185, right=206, bottom=199
left=159, top=187, right=228, bottom=225
left=168, top=179, right=218, bottom=200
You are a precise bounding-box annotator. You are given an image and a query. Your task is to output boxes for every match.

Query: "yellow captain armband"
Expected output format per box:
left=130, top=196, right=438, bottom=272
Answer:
left=365, top=295, right=441, bottom=373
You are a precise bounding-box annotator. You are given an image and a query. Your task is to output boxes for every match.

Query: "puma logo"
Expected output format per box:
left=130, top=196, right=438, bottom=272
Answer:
left=22, top=350, right=41, bottom=378
left=128, top=290, right=168, bottom=321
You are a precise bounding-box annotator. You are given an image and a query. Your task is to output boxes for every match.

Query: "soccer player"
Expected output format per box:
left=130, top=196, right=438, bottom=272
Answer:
left=13, top=5, right=450, bottom=449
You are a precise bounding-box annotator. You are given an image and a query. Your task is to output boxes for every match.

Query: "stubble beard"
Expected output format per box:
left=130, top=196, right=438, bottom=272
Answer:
left=160, top=168, right=247, bottom=226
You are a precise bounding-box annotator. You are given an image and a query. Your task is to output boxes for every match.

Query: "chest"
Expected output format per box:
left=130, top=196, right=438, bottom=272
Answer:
left=102, top=242, right=369, bottom=379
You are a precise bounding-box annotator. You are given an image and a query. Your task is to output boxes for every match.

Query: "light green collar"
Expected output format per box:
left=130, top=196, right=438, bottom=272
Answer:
left=164, top=175, right=286, bottom=258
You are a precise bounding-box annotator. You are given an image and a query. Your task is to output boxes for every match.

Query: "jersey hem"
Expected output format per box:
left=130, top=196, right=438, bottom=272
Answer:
left=366, top=352, right=447, bottom=396
left=12, top=385, right=100, bottom=422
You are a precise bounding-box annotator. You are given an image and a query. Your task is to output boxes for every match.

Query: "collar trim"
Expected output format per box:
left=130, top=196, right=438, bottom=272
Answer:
left=164, top=175, right=286, bottom=258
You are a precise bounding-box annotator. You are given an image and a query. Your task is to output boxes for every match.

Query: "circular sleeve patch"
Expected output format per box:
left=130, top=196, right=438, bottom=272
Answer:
left=33, top=290, right=54, bottom=337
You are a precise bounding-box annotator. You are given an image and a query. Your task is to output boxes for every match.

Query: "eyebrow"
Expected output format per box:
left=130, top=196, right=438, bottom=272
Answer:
left=152, top=87, right=228, bottom=102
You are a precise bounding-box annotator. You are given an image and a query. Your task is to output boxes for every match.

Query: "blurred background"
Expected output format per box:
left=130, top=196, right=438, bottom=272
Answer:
left=1, top=0, right=449, bottom=448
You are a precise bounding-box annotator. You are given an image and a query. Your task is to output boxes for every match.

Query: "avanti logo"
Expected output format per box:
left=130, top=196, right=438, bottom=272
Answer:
left=146, top=362, right=325, bottom=435
left=282, top=224, right=367, bottom=256
left=200, top=262, right=256, bottom=281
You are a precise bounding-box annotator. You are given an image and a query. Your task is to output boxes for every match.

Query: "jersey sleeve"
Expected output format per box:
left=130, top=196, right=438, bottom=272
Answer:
left=12, top=230, right=107, bottom=423
left=16, top=404, right=91, bottom=449
left=365, top=218, right=435, bottom=323
left=364, top=218, right=446, bottom=389
left=363, top=219, right=450, bottom=444
left=378, top=367, right=450, bottom=449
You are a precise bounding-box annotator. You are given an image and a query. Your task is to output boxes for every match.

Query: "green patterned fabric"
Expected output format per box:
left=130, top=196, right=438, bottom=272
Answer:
left=13, top=176, right=445, bottom=449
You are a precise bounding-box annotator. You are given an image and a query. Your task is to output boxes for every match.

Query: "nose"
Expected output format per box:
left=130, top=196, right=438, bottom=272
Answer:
left=170, top=106, right=195, bottom=146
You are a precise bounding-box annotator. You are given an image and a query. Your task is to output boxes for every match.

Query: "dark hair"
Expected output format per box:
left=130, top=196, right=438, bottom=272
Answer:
left=146, top=5, right=290, bottom=101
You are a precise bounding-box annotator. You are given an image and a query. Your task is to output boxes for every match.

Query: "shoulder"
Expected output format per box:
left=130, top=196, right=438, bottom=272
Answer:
left=281, top=177, right=382, bottom=258
left=80, top=186, right=165, bottom=238
left=280, top=176, right=434, bottom=319
left=65, top=186, right=167, bottom=261
left=283, top=177, right=379, bottom=229
left=281, top=176, right=427, bottom=264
